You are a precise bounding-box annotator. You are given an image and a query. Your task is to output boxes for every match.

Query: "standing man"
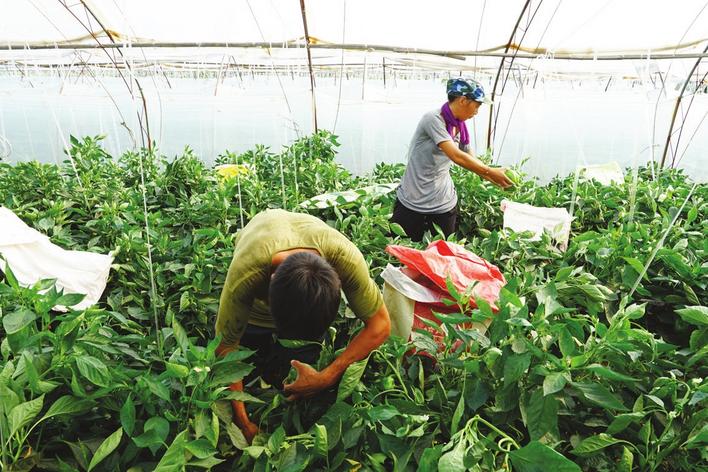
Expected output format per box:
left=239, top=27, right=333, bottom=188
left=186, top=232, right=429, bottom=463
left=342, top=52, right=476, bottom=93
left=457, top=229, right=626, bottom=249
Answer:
left=215, top=209, right=391, bottom=443
left=392, top=78, right=513, bottom=241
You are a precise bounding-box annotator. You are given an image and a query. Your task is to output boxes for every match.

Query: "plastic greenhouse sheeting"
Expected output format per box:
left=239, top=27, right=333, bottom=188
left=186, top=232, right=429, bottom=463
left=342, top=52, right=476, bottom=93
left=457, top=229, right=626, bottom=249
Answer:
left=0, top=1, right=706, bottom=183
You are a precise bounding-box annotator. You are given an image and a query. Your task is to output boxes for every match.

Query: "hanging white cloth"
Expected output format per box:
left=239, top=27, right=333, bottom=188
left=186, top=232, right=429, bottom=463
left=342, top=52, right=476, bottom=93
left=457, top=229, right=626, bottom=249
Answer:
left=501, top=200, right=574, bottom=251
left=578, top=162, right=625, bottom=186
left=0, top=207, right=113, bottom=310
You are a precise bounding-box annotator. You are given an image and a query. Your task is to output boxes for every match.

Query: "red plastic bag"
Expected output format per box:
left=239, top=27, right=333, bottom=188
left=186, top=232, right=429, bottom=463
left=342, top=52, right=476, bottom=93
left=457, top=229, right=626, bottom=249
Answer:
left=386, top=240, right=505, bottom=310
left=383, top=240, right=506, bottom=352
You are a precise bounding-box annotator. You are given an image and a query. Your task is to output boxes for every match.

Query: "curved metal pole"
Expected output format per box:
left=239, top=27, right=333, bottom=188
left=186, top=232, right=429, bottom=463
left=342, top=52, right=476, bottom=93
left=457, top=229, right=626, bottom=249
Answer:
left=486, top=0, right=532, bottom=150
left=670, top=68, right=708, bottom=167
left=79, top=1, right=152, bottom=151
left=58, top=0, right=152, bottom=151
left=299, top=0, right=318, bottom=132
left=660, top=42, right=708, bottom=168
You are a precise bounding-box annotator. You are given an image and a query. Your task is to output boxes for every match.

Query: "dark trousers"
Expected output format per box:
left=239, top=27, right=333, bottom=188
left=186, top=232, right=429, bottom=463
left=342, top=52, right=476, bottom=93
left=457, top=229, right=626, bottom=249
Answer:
left=239, top=324, right=322, bottom=389
left=391, top=199, right=458, bottom=242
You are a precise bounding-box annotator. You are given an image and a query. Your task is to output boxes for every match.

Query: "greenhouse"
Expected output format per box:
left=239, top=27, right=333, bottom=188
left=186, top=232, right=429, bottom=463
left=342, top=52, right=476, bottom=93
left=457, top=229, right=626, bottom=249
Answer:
left=0, top=0, right=706, bottom=470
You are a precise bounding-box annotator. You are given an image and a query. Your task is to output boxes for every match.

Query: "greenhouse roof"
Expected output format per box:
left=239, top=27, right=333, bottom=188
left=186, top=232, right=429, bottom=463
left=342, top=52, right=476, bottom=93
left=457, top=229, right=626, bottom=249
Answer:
left=1, top=0, right=706, bottom=68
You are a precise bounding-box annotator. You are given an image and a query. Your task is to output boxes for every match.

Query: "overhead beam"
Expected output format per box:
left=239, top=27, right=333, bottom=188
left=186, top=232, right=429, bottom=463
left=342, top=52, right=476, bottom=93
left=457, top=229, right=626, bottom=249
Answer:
left=3, top=41, right=708, bottom=61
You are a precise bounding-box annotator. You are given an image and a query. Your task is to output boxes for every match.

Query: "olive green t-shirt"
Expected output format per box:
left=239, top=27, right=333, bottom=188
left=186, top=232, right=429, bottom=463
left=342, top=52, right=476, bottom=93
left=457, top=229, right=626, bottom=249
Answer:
left=216, top=209, right=383, bottom=347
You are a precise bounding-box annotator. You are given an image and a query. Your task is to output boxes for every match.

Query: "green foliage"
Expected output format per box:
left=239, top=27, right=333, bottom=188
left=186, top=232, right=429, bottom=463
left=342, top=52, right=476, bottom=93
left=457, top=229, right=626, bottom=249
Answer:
left=0, top=133, right=706, bottom=470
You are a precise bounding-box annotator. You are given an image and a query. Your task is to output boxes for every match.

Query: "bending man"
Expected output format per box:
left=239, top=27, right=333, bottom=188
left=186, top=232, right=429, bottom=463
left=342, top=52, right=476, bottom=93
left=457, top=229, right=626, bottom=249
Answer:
left=215, top=209, right=391, bottom=442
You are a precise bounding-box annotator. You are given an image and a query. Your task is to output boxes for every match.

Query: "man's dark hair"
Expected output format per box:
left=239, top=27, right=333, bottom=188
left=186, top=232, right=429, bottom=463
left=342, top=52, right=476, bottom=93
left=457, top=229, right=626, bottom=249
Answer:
left=269, top=252, right=341, bottom=341
left=448, top=93, right=464, bottom=103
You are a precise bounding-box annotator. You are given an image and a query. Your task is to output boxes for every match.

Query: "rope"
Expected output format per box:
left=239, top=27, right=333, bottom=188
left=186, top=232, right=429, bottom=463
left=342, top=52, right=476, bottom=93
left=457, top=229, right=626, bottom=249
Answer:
left=628, top=182, right=698, bottom=298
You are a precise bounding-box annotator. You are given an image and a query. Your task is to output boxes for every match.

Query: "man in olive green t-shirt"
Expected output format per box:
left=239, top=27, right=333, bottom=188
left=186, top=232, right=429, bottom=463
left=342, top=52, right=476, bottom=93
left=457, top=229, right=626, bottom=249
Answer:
left=215, top=209, right=391, bottom=443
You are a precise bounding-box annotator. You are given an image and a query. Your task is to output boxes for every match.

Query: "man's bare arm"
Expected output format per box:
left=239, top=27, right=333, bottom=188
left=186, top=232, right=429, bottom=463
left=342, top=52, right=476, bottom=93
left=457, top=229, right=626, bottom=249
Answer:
left=282, top=303, right=391, bottom=400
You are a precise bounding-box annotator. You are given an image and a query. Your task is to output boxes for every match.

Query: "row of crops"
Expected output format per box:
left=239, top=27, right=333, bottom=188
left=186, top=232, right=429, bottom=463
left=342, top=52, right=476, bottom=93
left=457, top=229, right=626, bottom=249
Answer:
left=0, top=131, right=706, bottom=471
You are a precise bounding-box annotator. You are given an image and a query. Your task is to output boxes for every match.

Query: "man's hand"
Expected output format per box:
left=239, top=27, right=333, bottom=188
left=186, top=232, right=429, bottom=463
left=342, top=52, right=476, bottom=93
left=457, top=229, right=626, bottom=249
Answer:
left=282, top=360, right=334, bottom=401
left=217, top=342, right=261, bottom=445
left=283, top=305, right=390, bottom=401
left=438, top=141, right=513, bottom=189
left=240, top=419, right=259, bottom=444
left=482, top=166, right=513, bottom=189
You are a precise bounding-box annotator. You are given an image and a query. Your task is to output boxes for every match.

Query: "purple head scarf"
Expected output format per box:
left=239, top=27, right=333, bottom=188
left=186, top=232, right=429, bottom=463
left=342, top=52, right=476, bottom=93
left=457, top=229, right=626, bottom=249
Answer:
left=441, top=102, right=469, bottom=146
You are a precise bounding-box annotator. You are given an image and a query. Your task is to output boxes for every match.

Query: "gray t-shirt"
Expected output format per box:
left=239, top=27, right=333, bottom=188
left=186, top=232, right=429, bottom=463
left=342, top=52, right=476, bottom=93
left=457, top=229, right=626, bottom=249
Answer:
left=396, top=109, right=470, bottom=214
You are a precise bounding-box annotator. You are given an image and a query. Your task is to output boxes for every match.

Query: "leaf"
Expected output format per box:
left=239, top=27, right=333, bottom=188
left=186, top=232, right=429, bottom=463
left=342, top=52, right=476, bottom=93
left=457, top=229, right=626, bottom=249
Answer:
left=154, top=430, right=188, bottom=471
left=509, top=441, right=581, bottom=472
left=179, top=291, right=190, bottom=311
left=618, top=446, right=634, bottom=472
left=585, top=364, right=638, bottom=382
left=210, top=361, right=254, bottom=386
left=438, top=440, right=465, bottom=472
left=313, top=424, right=328, bottom=457
left=683, top=283, right=700, bottom=305
left=133, top=416, right=170, bottom=451
left=120, top=395, right=136, bottom=436
left=193, top=410, right=209, bottom=441
left=433, top=312, right=469, bottom=324
left=689, top=391, right=708, bottom=407
left=675, top=306, right=708, bottom=326
left=268, top=425, right=286, bottom=453
left=2, top=309, right=37, bottom=334
left=24, top=353, right=58, bottom=394
left=172, top=318, right=190, bottom=353
left=417, top=445, right=443, bottom=472
left=221, top=391, right=264, bottom=403
left=558, top=327, right=575, bottom=357
left=686, top=205, right=698, bottom=224
left=607, top=412, right=644, bottom=435
left=75, top=356, right=111, bottom=388
left=244, top=445, right=266, bottom=460
left=56, top=293, right=86, bottom=307
left=41, top=395, right=93, bottom=421
left=623, top=304, right=646, bottom=320
left=185, top=438, right=216, bottom=459
left=368, top=404, right=399, bottom=422
left=543, top=373, right=567, bottom=396
left=464, top=378, right=489, bottom=412
left=571, top=433, right=623, bottom=455
left=213, top=348, right=255, bottom=364
left=622, top=257, right=647, bottom=280
left=87, top=428, right=122, bottom=471
left=209, top=411, right=219, bottom=448
left=645, top=394, right=664, bottom=409
left=572, top=382, right=628, bottom=411
left=226, top=422, right=248, bottom=450
left=143, top=376, right=171, bottom=401
left=336, top=356, right=369, bottom=401
left=187, top=455, right=225, bottom=469
left=450, top=394, right=464, bottom=436
left=277, top=338, right=321, bottom=349
left=684, top=424, right=708, bottom=450
left=506, top=317, right=533, bottom=327
left=525, top=388, right=558, bottom=441
left=0, top=384, right=20, bottom=416
left=555, top=266, right=573, bottom=282
left=503, top=352, right=532, bottom=387
left=8, top=395, right=44, bottom=438
left=3, top=262, right=20, bottom=289
left=390, top=223, right=407, bottom=237
left=165, top=362, right=190, bottom=378
left=444, top=277, right=461, bottom=303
